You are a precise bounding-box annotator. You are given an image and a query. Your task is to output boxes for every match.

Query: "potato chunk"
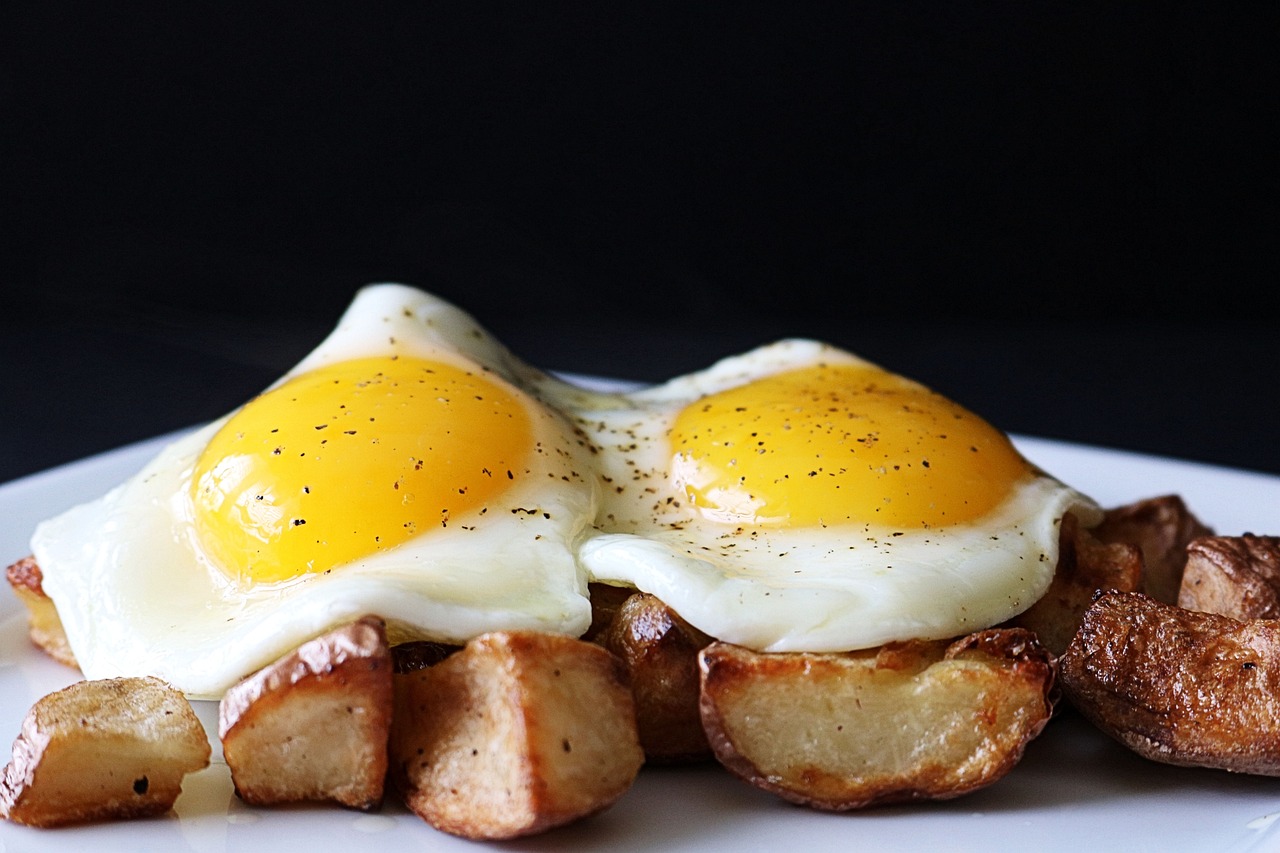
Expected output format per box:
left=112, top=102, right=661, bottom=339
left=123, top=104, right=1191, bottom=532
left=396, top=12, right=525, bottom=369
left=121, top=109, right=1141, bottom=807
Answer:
left=0, top=676, right=210, bottom=827
left=1178, top=534, right=1280, bottom=619
left=1060, top=592, right=1280, bottom=775
left=1010, top=513, right=1143, bottom=655
left=1093, top=494, right=1213, bottom=604
left=598, top=592, right=713, bottom=763
left=583, top=582, right=637, bottom=642
left=698, top=629, right=1055, bottom=810
left=390, top=631, right=644, bottom=840
left=218, top=616, right=393, bottom=811
left=4, top=557, right=77, bottom=669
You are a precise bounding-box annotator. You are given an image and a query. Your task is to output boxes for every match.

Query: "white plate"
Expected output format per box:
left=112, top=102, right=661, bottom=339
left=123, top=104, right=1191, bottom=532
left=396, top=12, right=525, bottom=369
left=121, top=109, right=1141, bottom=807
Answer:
left=2, top=427, right=1280, bottom=851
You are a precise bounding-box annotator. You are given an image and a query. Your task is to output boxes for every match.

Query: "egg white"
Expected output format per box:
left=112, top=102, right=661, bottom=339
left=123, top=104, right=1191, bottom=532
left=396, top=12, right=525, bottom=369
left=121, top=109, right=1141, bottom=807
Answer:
left=32, top=284, right=599, bottom=699
left=543, top=339, right=1102, bottom=652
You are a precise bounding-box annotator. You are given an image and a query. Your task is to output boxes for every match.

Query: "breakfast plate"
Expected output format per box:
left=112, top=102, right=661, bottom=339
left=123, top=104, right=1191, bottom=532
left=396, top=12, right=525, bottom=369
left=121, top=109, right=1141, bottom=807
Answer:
left=2, top=420, right=1279, bottom=851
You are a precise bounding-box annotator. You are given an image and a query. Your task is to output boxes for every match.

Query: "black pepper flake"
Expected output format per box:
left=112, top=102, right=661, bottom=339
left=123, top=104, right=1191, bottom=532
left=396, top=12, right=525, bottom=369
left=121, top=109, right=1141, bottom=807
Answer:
left=292, top=519, right=307, bottom=526
left=133, top=776, right=149, bottom=795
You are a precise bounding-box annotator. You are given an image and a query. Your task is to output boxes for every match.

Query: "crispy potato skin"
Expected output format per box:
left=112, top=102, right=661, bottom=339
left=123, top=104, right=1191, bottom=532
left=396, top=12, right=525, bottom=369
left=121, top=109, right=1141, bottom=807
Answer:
left=1010, top=513, right=1143, bottom=655
left=698, top=629, right=1055, bottom=810
left=1179, top=535, right=1280, bottom=620
left=218, top=616, right=393, bottom=810
left=4, top=556, right=78, bottom=669
left=0, top=676, right=210, bottom=827
left=598, top=593, right=714, bottom=764
left=1060, top=592, right=1280, bottom=775
left=390, top=631, right=644, bottom=840
left=5, top=556, right=46, bottom=598
left=1093, top=495, right=1213, bottom=604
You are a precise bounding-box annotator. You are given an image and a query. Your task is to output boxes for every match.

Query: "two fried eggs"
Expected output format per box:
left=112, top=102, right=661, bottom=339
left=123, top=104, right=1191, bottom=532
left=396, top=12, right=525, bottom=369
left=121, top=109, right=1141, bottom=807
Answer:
left=29, top=284, right=1098, bottom=697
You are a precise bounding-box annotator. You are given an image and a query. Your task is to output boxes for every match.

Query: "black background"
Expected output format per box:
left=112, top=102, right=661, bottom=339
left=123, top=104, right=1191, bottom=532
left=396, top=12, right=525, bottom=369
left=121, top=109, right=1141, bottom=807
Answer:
left=2, top=4, right=1277, bottom=484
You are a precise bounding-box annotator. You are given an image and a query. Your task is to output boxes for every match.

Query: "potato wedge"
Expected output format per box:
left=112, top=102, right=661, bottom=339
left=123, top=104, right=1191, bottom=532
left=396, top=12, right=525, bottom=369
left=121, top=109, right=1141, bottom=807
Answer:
left=698, top=629, right=1055, bottom=810
left=390, top=630, right=643, bottom=840
left=0, top=676, right=210, bottom=827
left=1178, top=534, right=1280, bottom=619
left=4, top=556, right=77, bottom=669
left=1093, top=494, right=1213, bottom=604
left=218, top=615, right=393, bottom=811
left=598, top=592, right=713, bottom=763
left=1009, top=512, right=1143, bottom=655
left=1060, top=591, right=1280, bottom=775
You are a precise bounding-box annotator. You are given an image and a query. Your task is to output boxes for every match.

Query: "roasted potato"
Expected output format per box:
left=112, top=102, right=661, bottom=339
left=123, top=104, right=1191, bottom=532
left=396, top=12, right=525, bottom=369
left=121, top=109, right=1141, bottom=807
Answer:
left=1178, top=534, right=1280, bottom=619
left=1060, top=591, right=1280, bottom=775
left=698, top=628, right=1056, bottom=810
left=218, top=615, right=393, bottom=811
left=0, top=676, right=210, bottom=827
left=4, top=557, right=76, bottom=669
left=390, top=630, right=644, bottom=840
left=1009, top=513, right=1143, bottom=655
left=1093, top=494, right=1213, bottom=604
left=598, top=592, right=713, bottom=763
left=583, top=582, right=637, bottom=642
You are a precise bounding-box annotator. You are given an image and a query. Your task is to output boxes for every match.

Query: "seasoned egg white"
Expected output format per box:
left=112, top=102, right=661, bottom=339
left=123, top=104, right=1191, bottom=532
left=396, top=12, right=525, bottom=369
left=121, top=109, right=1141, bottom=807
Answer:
left=31, top=284, right=599, bottom=698
left=540, top=339, right=1101, bottom=652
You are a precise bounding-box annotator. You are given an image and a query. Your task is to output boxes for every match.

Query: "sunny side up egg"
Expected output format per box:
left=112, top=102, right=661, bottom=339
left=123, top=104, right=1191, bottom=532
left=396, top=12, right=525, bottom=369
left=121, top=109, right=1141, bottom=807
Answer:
left=31, top=285, right=600, bottom=698
left=29, top=283, right=1100, bottom=700
left=545, top=341, right=1101, bottom=653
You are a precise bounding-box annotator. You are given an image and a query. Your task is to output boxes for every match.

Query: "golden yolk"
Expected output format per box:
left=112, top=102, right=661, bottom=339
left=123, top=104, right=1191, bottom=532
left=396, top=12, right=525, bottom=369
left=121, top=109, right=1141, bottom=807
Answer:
left=191, top=356, right=533, bottom=584
left=668, top=363, right=1031, bottom=529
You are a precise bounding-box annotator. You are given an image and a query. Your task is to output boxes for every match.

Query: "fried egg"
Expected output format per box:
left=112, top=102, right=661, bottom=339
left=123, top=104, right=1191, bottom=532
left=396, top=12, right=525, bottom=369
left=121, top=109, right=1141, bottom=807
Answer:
left=547, top=339, right=1101, bottom=652
left=30, top=284, right=1099, bottom=698
left=31, top=284, right=599, bottom=698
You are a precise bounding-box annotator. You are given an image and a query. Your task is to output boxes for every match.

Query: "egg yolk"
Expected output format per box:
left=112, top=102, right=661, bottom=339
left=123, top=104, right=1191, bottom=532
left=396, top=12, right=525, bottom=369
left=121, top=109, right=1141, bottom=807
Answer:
left=191, top=356, right=533, bottom=584
left=669, top=363, right=1031, bottom=529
